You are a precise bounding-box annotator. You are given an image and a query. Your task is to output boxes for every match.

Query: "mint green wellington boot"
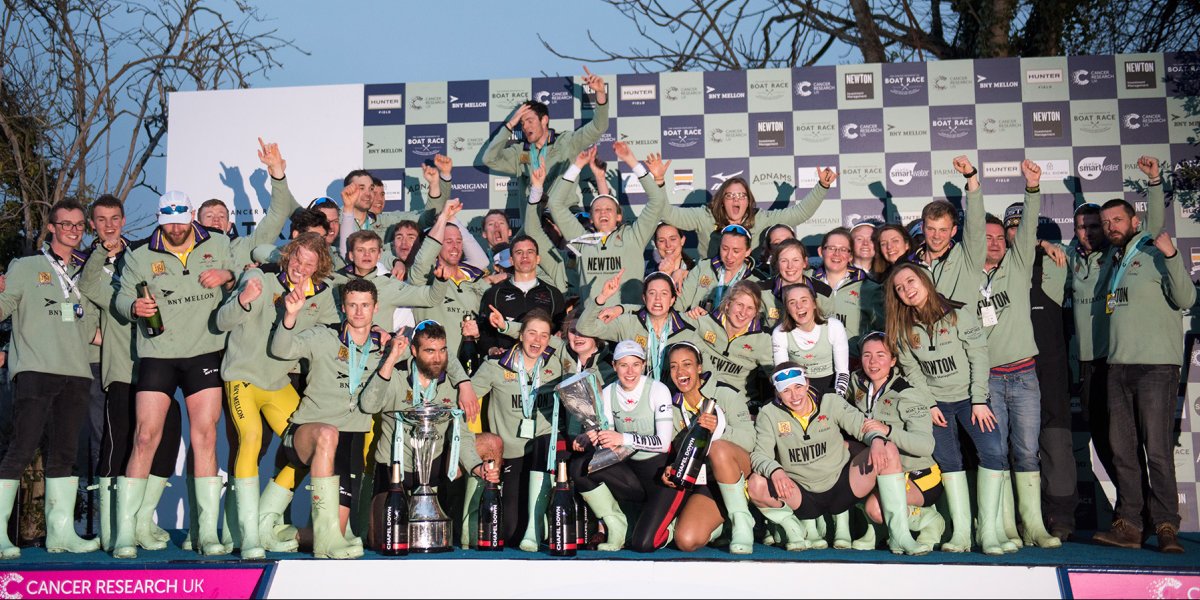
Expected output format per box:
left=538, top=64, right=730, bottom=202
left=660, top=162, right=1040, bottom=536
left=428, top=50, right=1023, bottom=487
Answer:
left=519, top=472, right=551, bottom=552
left=717, top=477, right=754, bottom=555
left=112, top=477, right=147, bottom=559
left=44, top=477, right=101, bottom=553
left=760, top=506, right=810, bottom=551
left=877, top=473, right=929, bottom=556
left=311, top=476, right=362, bottom=559
left=940, top=471, right=972, bottom=553
left=1014, top=471, right=1062, bottom=549
left=580, top=484, right=627, bottom=551
left=194, top=476, right=229, bottom=556
left=257, top=480, right=299, bottom=553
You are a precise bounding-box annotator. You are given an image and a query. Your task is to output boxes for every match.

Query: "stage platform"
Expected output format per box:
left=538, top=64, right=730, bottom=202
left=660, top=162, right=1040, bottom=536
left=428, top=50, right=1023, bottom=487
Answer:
left=2, top=531, right=1198, bottom=598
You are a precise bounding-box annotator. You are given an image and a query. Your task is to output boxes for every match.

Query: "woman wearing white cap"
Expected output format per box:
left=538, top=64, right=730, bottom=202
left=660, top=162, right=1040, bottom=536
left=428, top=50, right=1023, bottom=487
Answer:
left=569, top=340, right=673, bottom=552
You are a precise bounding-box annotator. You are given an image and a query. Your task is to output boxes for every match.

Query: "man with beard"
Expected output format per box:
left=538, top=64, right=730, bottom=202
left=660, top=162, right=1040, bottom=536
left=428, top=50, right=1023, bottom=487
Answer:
left=360, top=320, right=491, bottom=547
left=111, top=190, right=237, bottom=559
left=906, top=156, right=987, bottom=305
left=476, top=235, right=566, bottom=361
left=78, top=195, right=182, bottom=554
left=1091, top=166, right=1192, bottom=554
left=483, top=67, right=609, bottom=201
left=1067, top=157, right=1164, bottom=523
left=0, top=199, right=101, bottom=559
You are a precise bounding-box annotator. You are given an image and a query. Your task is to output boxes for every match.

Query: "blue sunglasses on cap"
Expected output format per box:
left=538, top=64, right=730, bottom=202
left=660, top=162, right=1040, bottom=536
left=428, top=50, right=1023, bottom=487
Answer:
left=159, top=205, right=189, bottom=215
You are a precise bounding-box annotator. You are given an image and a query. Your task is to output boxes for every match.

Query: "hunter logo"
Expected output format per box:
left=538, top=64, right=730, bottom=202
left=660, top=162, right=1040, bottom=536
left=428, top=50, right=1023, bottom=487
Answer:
left=1031, top=110, right=1064, bottom=138
left=1025, top=68, right=1063, bottom=84
left=1124, top=60, right=1157, bottom=89
left=620, top=84, right=656, bottom=102
left=367, top=94, right=403, bottom=110
left=844, top=73, right=874, bottom=100
left=151, top=261, right=166, bottom=276
left=37, top=272, right=50, bottom=285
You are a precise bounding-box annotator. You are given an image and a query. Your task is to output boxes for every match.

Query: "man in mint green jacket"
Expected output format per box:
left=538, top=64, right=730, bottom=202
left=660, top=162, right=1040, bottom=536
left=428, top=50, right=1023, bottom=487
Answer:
left=0, top=199, right=101, bottom=558
left=1092, top=172, right=1195, bottom=554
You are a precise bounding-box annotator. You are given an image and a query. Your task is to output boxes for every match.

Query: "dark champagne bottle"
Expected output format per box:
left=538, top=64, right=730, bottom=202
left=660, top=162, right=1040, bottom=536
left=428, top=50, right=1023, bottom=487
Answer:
left=136, top=281, right=164, bottom=337
left=461, top=314, right=478, bottom=374
left=548, top=461, right=577, bottom=557
left=575, top=493, right=596, bottom=550
left=476, top=460, right=503, bottom=550
left=668, top=398, right=717, bottom=488
left=380, top=463, right=408, bottom=556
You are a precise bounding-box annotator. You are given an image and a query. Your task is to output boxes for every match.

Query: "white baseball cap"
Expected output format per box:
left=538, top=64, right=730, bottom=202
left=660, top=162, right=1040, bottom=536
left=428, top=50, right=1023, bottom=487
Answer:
left=613, top=340, right=646, bottom=361
left=158, top=190, right=193, bottom=226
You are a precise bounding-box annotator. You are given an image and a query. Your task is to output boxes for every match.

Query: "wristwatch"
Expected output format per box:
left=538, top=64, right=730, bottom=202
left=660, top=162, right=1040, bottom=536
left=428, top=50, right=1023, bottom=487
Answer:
left=962, top=167, right=978, bottom=179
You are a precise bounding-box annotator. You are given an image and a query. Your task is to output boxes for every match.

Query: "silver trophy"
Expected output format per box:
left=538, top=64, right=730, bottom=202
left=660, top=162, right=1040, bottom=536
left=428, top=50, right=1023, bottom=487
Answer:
left=556, top=370, right=634, bottom=473
left=398, top=405, right=455, bottom=553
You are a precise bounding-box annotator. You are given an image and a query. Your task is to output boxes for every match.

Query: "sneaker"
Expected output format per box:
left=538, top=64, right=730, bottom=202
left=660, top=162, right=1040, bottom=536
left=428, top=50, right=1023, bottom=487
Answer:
left=1155, top=523, right=1184, bottom=554
left=1092, top=519, right=1142, bottom=549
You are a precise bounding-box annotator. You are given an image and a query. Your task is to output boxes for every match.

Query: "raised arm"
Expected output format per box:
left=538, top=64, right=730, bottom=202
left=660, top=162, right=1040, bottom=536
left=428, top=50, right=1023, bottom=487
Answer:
left=545, top=150, right=592, bottom=242
left=955, top=155, right=987, bottom=268
left=1154, top=232, right=1197, bottom=310
left=215, top=269, right=264, bottom=332
left=757, top=168, right=835, bottom=229
left=251, top=138, right=295, bottom=247
left=269, top=280, right=315, bottom=361
left=1139, top=156, right=1165, bottom=235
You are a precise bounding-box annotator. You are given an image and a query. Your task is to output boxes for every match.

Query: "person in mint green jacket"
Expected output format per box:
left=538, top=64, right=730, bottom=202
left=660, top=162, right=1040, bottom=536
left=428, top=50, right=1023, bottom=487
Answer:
left=1091, top=177, right=1195, bottom=554
left=903, top=156, right=988, bottom=306
left=546, top=142, right=669, bottom=304
left=748, top=363, right=927, bottom=555
left=111, top=191, right=238, bottom=560
left=660, top=168, right=835, bottom=259
left=0, top=199, right=100, bottom=559
left=483, top=67, right=609, bottom=201
left=198, top=139, right=297, bottom=269
left=884, top=262, right=1006, bottom=556
left=216, top=232, right=340, bottom=558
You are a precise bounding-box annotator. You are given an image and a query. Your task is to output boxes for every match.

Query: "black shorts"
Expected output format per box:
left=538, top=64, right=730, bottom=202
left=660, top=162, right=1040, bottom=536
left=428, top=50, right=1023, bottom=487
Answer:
left=909, top=465, right=944, bottom=507
left=770, top=461, right=860, bottom=520
left=136, top=351, right=223, bottom=397
left=282, top=423, right=365, bottom=508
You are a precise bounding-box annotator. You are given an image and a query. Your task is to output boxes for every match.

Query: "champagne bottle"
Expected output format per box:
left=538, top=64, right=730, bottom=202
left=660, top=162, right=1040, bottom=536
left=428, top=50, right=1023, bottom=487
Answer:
left=476, top=460, right=503, bottom=550
left=380, top=463, right=409, bottom=556
left=136, top=281, right=164, bottom=337
left=547, top=461, right=577, bottom=557
left=668, top=397, right=717, bottom=488
left=575, top=493, right=596, bottom=550
left=461, top=314, right=478, bottom=375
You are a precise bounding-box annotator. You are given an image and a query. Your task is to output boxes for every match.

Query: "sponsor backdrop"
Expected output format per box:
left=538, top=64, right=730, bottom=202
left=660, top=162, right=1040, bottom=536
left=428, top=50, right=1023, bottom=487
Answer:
left=164, top=52, right=1200, bottom=532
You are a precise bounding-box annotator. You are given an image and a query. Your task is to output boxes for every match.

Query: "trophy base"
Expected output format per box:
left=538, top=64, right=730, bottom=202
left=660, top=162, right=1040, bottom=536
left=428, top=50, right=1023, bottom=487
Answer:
left=409, top=519, right=452, bottom=553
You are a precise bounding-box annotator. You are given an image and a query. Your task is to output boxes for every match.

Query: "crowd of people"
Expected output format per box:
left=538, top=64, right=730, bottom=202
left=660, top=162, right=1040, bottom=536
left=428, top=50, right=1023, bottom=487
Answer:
left=0, top=68, right=1191, bottom=561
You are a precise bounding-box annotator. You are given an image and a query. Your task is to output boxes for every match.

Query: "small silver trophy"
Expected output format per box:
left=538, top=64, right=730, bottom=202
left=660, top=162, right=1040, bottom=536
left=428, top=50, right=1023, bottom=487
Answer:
left=555, top=370, right=634, bottom=473
left=398, top=405, right=455, bottom=553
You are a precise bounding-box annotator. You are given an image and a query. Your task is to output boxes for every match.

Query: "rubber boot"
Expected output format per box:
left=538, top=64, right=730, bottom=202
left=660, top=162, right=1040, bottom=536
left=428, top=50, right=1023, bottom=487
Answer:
left=851, top=504, right=879, bottom=551
left=97, top=477, right=114, bottom=552
left=257, top=480, right=299, bottom=552
left=760, top=506, right=809, bottom=551
left=940, top=471, right=972, bottom=553
left=580, top=484, right=627, bottom=551
left=801, top=519, right=827, bottom=549
left=997, top=472, right=1020, bottom=552
left=976, top=468, right=1006, bottom=556
left=878, top=473, right=929, bottom=556
left=910, top=505, right=946, bottom=548
left=44, top=477, right=101, bottom=554
left=194, top=476, right=229, bottom=556
left=519, top=472, right=551, bottom=552
left=460, top=475, right=481, bottom=549
left=832, top=510, right=852, bottom=549
left=221, top=480, right=236, bottom=552
left=233, top=478, right=265, bottom=559
left=311, top=476, right=362, bottom=559
left=717, top=477, right=754, bottom=555
left=112, top=477, right=147, bottom=559
left=137, top=475, right=170, bottom=549
left=1014, top=471, right=1062, bottom=549
left=346, top=472, right=366, bottom=549
left=181, top=476, right=198, bottom=551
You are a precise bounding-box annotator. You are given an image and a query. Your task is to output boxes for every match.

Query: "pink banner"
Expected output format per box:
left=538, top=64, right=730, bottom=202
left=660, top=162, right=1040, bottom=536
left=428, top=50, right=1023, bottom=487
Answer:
left=0, top=568, right=263, bottom=599
left=1069, top=572, right=1200, bottom=599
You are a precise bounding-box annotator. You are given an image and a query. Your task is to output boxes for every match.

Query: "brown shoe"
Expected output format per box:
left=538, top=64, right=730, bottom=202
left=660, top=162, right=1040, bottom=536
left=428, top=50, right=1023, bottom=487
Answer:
left=1156, top=523, right=1184, bottom=554
left=1093, top=519, right=1142, bottom=549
